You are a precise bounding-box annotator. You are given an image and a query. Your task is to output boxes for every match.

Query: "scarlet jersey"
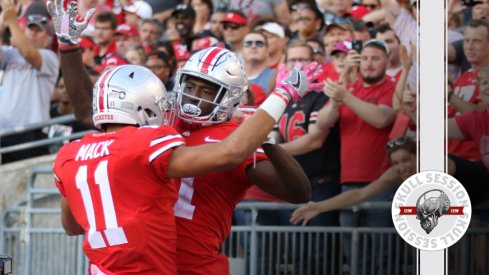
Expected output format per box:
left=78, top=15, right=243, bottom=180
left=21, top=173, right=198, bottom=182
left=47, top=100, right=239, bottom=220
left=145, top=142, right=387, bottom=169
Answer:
left=53, top=126, right=185, bottom=274
left=340, top=78, right=395, bottom=183
left=173, top=119, right=267, bottom=274
left=448, top=69, right=481, bottom=160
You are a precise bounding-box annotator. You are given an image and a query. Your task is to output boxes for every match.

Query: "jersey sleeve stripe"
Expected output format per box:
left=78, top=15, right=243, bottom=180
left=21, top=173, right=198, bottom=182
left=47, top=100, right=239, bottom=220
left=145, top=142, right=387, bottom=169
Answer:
left=150, top=134, right=184, bottom=147
left=149, top=141, right=185, bottom=162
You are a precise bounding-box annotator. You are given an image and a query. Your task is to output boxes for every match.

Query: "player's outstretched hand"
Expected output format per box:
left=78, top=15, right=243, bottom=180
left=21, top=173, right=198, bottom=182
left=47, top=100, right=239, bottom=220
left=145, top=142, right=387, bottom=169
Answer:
left=47, top=0, right=95, bottom=45
left=290, top=201, right=320, bottom=227
left=275, top=62, right=322, bottom=103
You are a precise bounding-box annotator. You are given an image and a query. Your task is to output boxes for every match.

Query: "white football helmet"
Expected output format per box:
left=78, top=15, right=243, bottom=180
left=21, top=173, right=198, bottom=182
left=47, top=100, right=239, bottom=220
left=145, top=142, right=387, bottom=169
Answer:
left=172, top=47, right=247, bottom=124
left=92, top=65, right=169, bottom=130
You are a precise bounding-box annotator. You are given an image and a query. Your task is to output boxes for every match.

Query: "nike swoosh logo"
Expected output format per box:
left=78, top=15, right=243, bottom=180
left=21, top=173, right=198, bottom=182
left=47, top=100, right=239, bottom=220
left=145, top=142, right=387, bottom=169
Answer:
left=204, top=136, right=222, bottom=143
left=291, top=72, right=301, bottom=90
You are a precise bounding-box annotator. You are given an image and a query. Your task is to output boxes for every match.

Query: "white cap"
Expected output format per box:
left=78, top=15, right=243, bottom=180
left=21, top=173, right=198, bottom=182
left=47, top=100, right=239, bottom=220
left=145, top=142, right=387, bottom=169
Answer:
left=124, top=1, right=153, bottom=19
left=256, top=22, right=285, bottom=39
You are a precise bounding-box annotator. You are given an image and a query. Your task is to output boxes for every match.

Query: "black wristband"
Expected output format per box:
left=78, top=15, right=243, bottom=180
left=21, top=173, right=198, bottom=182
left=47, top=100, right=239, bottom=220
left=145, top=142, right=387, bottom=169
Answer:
left=59, top=47, right=80, bottom=54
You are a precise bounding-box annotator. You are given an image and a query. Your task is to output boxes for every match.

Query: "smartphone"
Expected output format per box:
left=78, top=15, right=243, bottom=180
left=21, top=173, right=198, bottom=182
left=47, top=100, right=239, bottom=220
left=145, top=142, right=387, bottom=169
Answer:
left=352, top=40, right=363, bottom=53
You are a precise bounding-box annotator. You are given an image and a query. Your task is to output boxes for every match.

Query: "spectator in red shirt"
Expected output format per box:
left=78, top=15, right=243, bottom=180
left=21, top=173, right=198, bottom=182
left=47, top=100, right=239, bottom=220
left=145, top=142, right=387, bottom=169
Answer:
left=93, top=11, right=118, bottom=65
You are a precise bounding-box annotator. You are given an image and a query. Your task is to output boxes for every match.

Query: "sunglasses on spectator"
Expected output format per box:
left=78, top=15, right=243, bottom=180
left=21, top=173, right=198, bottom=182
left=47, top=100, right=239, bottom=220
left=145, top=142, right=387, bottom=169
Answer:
left=312, top=48, right=325, bottom=56
left=286, top=58, right=311, bottom=63
left=223, top=23, right=244, bottom=30
left=385, top=136, right=410, bottom=150
left=362, top=4, right=378, bottom=9
left=325, top=17, right=350, bottom=26
left=243, top=40, right=266, bottom=48
left=290, top=3, right=312, bottom=11
left=27, top=15, right=48, bottom=24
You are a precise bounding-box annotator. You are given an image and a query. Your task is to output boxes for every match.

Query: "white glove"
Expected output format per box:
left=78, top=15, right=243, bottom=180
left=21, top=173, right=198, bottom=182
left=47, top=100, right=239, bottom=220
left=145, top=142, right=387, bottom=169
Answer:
left=47, top=0, right=95, bottom=45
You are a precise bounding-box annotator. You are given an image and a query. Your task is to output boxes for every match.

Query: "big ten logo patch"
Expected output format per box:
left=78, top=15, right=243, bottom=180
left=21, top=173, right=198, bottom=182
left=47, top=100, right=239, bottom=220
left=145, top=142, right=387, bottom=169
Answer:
left=391, top=171, right=471, bottom=251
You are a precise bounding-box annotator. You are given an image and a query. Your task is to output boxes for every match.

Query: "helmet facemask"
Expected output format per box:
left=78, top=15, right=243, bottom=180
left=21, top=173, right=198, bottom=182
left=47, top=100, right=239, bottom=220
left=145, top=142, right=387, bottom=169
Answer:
left=173, top=74, right=242, bottom=125
left=170, top=47, right=247, bottom=126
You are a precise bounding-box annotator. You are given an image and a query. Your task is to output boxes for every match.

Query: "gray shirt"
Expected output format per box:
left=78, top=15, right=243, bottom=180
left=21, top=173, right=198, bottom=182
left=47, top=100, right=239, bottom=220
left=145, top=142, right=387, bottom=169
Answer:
left=0, top=46, right=59, bottom=130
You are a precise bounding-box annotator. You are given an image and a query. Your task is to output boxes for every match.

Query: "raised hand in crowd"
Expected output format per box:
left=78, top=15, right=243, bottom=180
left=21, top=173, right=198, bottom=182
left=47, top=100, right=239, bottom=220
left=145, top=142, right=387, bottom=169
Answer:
left=323, top=78, right=351, bottom=103
left=1, top=0, right=19, bottom=27
left=342, top=50, right=361, bottom=83
left=393, top=43, right=416, bottom=110
left=447, top=0, right=467, bottom=22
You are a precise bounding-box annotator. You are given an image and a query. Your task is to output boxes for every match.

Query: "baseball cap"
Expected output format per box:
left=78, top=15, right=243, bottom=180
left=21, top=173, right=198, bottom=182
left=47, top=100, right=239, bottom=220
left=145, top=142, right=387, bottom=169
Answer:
left=343, top=5, right=371, bottom=21
left=124, top=1, right=153, bottom=19
left=190, top=36, right=219, bottom=52
left=115, top=24, right=140, bottom=37
left=95, top=54, right=128, bottom=73
left=25, top=2, right=52, bottom=33
left=172, top=4, right=196, bottom=18
left=331, top=40, right=352, bottom=55
left=325, top=17, right=354, bottom=33
left=364, top=39, right=389, bottom=54
left=222, top=11, right=248, bottom=25
left=255, top=22, right=285, bottom=38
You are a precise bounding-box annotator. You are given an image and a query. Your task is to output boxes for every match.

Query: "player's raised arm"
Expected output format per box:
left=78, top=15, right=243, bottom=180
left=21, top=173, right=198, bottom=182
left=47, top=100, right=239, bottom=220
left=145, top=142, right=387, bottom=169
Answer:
left=167, top=53, right=323, bottom=178
left=47, top=0, right=96, bottom=127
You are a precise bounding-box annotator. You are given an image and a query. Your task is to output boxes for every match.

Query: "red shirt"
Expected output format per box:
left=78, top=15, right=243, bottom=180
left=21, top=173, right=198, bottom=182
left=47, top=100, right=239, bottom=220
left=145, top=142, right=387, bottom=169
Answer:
left=53, top=126, right=185, bottom=274
left=455, top=109, right=489, bottom=171
left=94, top=40, right=118, bottom=65
left=318, top=61, right=339, bottom=82
left=448, top=69, right=481, bottom=160
left=249, top=83, right=267, bottom=105
left=340, top=78, right=395, bottom=183
left=173, top=119, right=267, bottom=274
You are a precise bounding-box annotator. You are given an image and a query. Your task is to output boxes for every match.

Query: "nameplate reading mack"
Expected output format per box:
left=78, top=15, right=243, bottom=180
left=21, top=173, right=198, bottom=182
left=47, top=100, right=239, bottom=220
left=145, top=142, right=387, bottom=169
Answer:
left=76, top=140, right=114, bottom=161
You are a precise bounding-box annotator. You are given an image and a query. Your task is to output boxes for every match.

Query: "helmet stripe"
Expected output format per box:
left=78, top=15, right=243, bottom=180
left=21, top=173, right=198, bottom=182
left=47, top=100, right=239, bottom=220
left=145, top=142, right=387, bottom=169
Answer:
left=200, top=47, right=225, bottom=73
left=97, top=69, right=113, bottom=112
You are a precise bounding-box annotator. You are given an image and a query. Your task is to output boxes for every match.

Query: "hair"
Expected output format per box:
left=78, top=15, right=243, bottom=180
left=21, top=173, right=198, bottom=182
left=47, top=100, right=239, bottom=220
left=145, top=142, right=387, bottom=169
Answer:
left=95, top=11, right=118, bottom=30
left=306, top=38, right=325, bottom=54
left=466, top=19, right=489, bottom=41
left=285, top=39, right=314, bottom=61
left=126, top=45, right=148, bottom=64
left=147, top=50, right=176, bottom=72
left=244, top=31, right=269, bottom=47
left=386, top=136, right=416, bottom=159
left=139, top=18, right=163, bottom=35
left=195, top=0, right=214, bottom=14
left=374, top=24, right=400, bottom=43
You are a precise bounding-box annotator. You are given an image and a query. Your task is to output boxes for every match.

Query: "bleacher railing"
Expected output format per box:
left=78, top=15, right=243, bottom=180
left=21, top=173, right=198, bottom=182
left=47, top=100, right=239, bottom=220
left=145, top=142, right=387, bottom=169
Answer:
left=1, top=168, right=488, bottom=275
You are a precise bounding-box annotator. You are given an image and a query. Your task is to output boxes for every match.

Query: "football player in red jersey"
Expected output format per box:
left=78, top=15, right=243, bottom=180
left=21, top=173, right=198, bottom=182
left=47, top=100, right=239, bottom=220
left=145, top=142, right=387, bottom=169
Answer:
left=48, top=1, right=320, bottom=274
left=54, top=63, right=312, bottom=274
